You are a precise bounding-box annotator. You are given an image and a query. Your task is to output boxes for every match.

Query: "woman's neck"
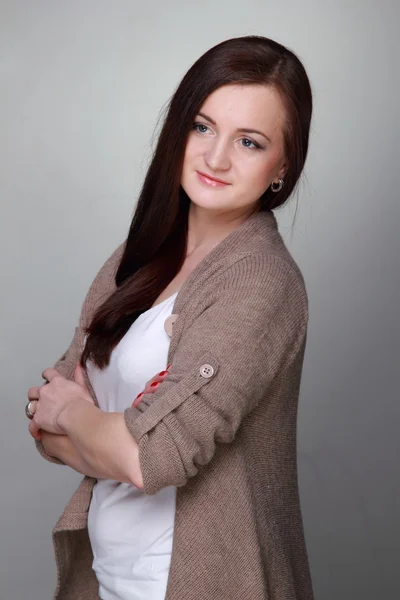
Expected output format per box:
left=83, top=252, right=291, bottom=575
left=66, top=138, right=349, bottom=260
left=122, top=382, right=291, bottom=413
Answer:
left=186, top=202, right=255, bottom=257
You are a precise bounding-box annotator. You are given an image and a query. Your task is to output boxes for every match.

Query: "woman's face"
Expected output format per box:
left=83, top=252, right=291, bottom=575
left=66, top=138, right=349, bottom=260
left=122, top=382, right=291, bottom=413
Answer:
left=181, top=83, right=288, bottom=216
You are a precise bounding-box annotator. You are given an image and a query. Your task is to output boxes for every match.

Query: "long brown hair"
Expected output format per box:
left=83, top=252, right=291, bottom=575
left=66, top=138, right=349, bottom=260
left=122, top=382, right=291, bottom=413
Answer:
left=82, top=35, right=313, bottom=368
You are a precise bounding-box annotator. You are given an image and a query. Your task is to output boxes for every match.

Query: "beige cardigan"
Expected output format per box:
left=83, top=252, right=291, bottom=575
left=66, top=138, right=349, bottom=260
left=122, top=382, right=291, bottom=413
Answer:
left=36, top=209, right=314, bottom=600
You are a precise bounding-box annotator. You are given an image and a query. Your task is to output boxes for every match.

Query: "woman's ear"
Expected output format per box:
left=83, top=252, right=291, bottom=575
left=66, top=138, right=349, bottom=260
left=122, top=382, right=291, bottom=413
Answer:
left=279, top=161, right=288, bottom=180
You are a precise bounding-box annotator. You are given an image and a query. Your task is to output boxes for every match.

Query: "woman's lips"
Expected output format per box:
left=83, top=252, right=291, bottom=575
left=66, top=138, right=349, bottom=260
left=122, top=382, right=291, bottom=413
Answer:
left=196, top=171, right=230, bottom=187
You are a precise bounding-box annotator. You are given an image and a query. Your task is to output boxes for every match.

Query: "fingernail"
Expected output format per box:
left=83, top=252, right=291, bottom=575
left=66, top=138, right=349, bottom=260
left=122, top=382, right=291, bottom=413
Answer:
left=166, top=364, right=172, bottom=370
left=135, top=393, right=143, bottom=400
left=150, top=382, right=160, bottom=388
left=158, top=370, right=168, bottom=376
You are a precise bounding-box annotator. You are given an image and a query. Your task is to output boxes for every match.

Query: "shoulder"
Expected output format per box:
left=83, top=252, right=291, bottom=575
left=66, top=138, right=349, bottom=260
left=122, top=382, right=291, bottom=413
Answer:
left=214, top=248, right=308, bottom=304
left=227, top=212, right=309, bottom=320
left=215, top=251, right=308, bottom=330
left=211, top=210, right=308, bottom=303
left=176, top=250, right=308, bottom=361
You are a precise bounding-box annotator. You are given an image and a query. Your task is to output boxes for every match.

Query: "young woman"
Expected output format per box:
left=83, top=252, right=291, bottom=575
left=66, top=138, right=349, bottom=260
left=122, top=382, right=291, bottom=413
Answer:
left=26, top=35, right=314, bottom=600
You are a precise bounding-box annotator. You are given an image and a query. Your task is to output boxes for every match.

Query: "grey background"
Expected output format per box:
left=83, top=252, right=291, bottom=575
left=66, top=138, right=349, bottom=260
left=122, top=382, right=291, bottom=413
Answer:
left=1, top=1, right=399, bottom=598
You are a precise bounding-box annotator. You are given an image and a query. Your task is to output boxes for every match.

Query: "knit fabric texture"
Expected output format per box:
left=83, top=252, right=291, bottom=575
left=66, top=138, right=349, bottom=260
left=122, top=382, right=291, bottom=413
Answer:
left=36, top=209, right=314, bottom=600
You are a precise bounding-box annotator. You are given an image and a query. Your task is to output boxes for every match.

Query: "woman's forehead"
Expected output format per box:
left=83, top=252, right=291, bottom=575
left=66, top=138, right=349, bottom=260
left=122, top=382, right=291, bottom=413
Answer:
left=198, top=84, right=286, bottom=137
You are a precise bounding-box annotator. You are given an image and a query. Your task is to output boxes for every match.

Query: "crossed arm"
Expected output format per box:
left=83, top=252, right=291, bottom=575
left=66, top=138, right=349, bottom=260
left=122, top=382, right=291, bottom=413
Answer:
left=40, top=431, right=102, bottom=479
left=43, top=406, right=143, bottom=486
left=30, top=253, right=309, bottom=496
left=28, top=366, right=144, bottom=487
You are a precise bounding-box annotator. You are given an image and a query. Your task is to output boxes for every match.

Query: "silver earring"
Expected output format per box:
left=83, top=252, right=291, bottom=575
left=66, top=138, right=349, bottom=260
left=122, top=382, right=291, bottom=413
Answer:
left=271, top=178, right=284, bottom=193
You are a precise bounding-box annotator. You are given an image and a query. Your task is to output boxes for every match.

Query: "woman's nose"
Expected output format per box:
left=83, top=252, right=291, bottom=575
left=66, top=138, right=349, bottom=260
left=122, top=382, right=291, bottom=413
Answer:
left=204, top=139, right=231, bottom=172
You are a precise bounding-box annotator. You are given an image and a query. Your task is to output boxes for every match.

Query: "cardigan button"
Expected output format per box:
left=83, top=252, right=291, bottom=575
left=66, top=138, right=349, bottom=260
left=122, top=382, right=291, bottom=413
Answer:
left=200, top=364, right=214, bottom=378
left=164, top=314, right=178, bottom=337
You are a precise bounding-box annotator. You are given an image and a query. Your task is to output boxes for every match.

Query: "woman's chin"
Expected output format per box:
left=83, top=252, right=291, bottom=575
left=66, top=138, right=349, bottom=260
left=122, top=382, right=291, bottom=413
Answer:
left=187, top=190, right=232, bottom=211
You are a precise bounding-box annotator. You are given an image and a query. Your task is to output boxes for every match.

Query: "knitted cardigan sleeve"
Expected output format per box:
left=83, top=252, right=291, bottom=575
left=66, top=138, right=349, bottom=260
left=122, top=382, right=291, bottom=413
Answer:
left=35, top=243, right=124, bottom=463
left=124, top=253, right=309, bottom=495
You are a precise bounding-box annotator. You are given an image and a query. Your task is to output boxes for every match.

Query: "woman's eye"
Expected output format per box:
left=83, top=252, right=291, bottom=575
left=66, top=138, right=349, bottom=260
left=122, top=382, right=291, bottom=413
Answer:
left=193, top=123, right=209, bottom=134
left=192, top=124, right=261, bottom=150
left=241, top=138, right=259, bottom=150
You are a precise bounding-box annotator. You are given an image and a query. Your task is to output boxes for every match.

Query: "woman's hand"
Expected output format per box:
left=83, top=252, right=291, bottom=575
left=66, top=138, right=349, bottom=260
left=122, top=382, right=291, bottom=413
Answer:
left=41, top=431, right=68, bottom=457
left=132, top=365, right=171, bottom=408
left=27, top=364, right=94, bottom=440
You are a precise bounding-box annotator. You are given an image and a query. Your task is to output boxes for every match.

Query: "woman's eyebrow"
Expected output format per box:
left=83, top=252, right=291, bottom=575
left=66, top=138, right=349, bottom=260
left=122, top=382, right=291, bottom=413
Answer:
left=197, top=111, right=271, bottom=143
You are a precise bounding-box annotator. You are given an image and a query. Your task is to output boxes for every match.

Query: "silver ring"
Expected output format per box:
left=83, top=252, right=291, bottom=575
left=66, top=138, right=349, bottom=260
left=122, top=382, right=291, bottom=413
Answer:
left=25, top=400, right=37, bottom=420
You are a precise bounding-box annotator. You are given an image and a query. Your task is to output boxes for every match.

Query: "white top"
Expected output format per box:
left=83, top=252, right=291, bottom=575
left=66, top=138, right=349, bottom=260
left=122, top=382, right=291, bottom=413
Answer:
left=86, top=292, right=179, bottom=600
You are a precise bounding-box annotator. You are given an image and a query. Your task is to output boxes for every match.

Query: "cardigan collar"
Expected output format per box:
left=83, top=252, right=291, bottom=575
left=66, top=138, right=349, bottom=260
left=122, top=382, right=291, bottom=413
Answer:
left=167, top=209, right=278, bottom=359
left=172, top=208, right=278, bottom=316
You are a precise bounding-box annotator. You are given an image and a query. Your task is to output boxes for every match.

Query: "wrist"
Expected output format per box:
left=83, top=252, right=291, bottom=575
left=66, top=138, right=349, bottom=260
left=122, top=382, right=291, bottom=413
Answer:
left=57, top=398, right=100, bottom=436
left=57, top=399, right=88, bottom=434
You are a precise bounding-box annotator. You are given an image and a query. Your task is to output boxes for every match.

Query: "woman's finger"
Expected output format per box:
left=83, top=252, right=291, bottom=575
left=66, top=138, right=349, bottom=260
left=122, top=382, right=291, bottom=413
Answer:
left=144, top=374, right=164, bottom=389
left=41, top=367, right=60, bottom=383
left=73, top=363, right=95, bottom=403
left=142, top=371, right=170, bottom=394
left=145, top=368, right=170, bottom=389
left=144, top=369, right=167, bottom=388
left=27, top=386, right=41, bottom=401
left=132, top=369, right=170, bottom=408
left=28, top=418, right=42, bottom=441
left=74, top=363, right=87, bottom=387
left=132, top=393, right=145, bottom=408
